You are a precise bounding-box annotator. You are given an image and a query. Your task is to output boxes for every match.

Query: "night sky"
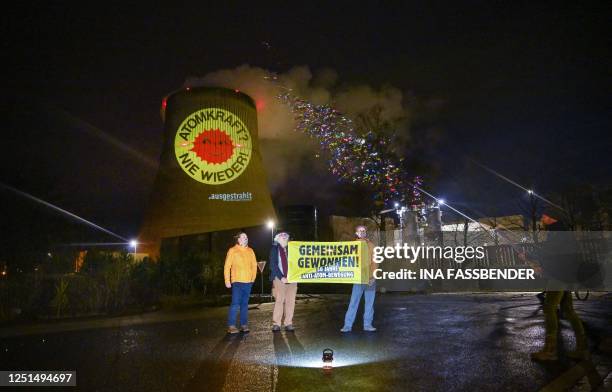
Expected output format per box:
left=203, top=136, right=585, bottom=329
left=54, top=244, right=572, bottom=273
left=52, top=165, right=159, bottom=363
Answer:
left=1, top=2, right=610, bottom=248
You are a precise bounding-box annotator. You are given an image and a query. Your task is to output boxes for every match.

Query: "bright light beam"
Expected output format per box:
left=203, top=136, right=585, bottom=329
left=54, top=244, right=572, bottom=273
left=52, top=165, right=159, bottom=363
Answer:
left=452, top=201, right=528, bottom=245
left=468, top=158, right=564, bottom=211
left=414, top=185, right=536, bottom=257
left=0, top=182, right=128, bottom=242
left=62, top=242, right=131, bottom=247
left=52, top=107, right=159, bottom=170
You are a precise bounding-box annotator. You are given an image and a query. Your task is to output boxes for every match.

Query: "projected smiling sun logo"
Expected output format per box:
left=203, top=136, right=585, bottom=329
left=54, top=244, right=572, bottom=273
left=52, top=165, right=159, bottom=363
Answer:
left=174, top=108, right=252, bottom=185
left=191, top=129, right=235, bottom=164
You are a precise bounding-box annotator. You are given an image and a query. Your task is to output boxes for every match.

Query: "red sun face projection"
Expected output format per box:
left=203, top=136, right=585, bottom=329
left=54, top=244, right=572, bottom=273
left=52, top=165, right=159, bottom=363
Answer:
left=190, top=129, right=235, bottom=164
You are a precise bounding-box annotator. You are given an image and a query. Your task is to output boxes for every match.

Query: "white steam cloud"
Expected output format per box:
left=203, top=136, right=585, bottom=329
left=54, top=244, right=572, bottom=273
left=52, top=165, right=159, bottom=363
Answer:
left=185, top=65, right=412, bottom=194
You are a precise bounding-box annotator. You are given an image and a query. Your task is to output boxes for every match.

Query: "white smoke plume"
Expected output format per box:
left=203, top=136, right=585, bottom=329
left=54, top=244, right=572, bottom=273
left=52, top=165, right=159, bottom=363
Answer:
left=185, top=65, right=412, bottom=194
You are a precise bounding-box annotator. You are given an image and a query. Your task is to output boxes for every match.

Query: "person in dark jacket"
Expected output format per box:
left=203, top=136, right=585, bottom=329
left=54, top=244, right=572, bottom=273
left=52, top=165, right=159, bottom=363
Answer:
left=269, top=231, right=298, bottom=332
left=530, top=211, right=588, bottom=361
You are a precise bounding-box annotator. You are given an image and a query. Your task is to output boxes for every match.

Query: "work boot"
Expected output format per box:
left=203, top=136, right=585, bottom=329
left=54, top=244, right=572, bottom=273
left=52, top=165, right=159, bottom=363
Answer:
left=531, top=335, right=558, bottom=361
left=227, top=325, right=240, bottom=334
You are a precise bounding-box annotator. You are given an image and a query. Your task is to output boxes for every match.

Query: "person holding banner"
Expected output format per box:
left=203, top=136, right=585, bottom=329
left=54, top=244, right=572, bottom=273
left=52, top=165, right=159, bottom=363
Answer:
left=224, top=231, right=257, bottom=334
left=341, top=225, right=378, bottom=332
left=269, top=231, right=298, bottom=332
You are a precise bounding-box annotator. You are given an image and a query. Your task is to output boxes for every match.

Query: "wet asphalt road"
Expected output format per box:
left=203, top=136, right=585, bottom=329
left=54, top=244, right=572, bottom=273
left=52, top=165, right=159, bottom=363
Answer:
left=1, top=293, right=611, bottom=391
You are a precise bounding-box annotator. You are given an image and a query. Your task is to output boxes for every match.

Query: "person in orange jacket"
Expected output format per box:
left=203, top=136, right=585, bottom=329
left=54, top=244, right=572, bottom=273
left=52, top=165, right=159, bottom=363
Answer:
left=224, top=231, right=257, bottom=334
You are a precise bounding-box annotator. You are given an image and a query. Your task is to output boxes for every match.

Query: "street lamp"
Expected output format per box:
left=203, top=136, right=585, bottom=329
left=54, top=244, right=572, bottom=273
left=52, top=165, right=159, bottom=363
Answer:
left=129, top=239, right=138, bottom=253
left=266, top=220, right=275, bottom=243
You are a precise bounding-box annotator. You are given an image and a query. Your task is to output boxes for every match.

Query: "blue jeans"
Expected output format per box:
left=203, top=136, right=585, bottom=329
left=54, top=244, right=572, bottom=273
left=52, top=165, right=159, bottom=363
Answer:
left=343, top=282, right=376, bottom=328
left=228, top=282, right=253, bottom=327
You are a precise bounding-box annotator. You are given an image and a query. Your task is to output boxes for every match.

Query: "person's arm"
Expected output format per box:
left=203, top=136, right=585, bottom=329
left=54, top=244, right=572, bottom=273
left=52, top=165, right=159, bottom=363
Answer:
left=269, top=245, right=278, bottom=280
left=250, top=249, right=258, bottom=282
left=224, top=249, right=233, bottom=288
left=368, top=240, right=376, bottom=279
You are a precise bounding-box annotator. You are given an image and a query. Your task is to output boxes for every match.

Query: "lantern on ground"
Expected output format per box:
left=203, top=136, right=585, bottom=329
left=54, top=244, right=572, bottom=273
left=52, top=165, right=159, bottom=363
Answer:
left=322, top=348, right=334, bottom=371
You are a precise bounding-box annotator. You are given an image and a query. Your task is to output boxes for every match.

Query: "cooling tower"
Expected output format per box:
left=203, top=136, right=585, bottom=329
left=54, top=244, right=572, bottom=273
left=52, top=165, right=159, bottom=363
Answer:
left=139, top=87, right=276, bottom=257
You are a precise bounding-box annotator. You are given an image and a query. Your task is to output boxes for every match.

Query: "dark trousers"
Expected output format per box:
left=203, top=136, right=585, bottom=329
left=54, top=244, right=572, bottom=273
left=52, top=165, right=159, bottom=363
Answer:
left=228, top=282, right=253, bottom=327
left=543, top=291, right=585, bottom=341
